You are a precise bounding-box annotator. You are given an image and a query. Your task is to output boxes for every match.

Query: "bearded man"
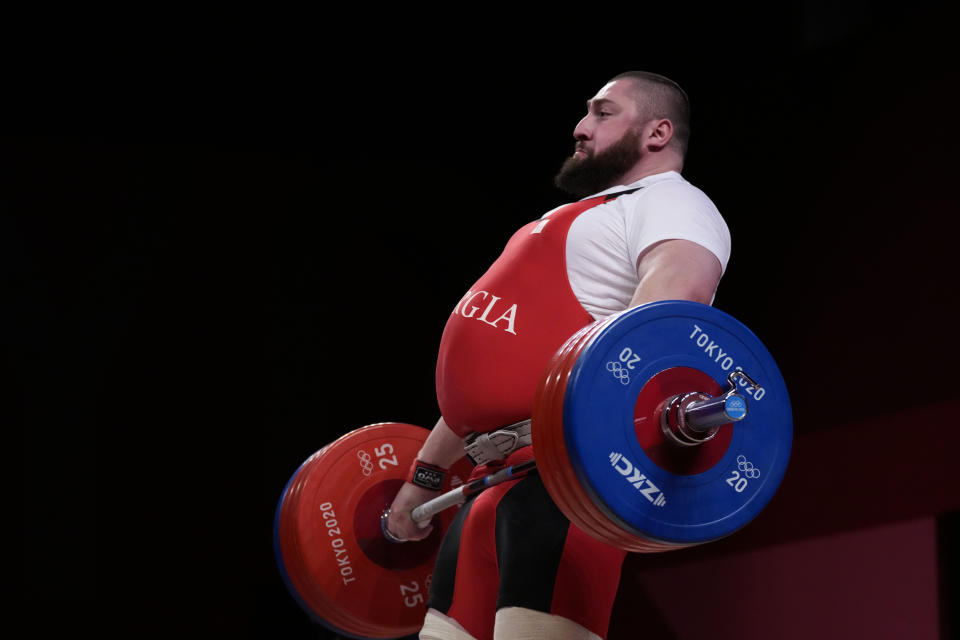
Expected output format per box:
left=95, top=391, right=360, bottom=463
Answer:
left=385, top=71, right=731, bottom=640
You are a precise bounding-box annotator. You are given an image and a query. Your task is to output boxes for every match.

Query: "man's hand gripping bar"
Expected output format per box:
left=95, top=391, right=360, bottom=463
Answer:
left=381, top=459, right=538, bottom=543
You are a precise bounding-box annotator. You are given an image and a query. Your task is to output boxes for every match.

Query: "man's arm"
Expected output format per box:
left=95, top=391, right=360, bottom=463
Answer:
left=412, top=416, right=468, bottom=469
left=629, top=238, right=723, bottom=307
left=385, top=416, right=467, bottom=541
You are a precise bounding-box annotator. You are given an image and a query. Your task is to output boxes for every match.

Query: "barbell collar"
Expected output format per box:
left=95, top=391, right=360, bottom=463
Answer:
left=660, top=392, right=719, bottom=446
left=677, top=369, right=760, bottom=435
left=683, top=392, right=748, bottom=432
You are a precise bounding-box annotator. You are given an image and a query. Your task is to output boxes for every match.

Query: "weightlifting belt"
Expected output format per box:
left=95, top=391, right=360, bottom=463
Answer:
left=463, top=419, right=532, bottom=465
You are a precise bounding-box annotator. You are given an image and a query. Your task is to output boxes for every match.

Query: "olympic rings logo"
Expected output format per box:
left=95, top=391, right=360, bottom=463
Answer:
left=606, top=361, right=631, bottom=385
left=357, top=450, right=374, bottom=476
left=737, top=454, right=760, bottom=479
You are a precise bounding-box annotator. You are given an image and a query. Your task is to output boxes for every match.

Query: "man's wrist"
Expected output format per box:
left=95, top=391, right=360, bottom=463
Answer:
left=406, top=459, right=447, bottom=491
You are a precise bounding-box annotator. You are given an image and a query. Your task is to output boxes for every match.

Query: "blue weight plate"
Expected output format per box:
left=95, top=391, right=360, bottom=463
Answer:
left=563, top=300, right=792, bottom=544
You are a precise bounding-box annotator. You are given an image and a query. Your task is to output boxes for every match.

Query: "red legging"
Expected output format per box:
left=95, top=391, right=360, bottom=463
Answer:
left=426, top=449, right=626, bottom=640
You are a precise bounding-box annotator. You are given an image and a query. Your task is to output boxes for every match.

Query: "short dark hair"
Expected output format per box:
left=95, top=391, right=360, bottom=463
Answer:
left=611, top=71, right=691, bottom=156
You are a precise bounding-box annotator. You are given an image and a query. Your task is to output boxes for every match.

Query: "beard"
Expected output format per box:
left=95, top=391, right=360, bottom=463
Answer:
left=553, top=128, right=643, bottom=198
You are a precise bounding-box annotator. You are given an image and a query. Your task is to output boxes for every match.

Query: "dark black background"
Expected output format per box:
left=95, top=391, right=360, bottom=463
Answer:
left=3, top=4, right=958, bottom=637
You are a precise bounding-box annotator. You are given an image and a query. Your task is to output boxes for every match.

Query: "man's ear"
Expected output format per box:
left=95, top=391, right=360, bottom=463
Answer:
left=644, top=118, right=675, bottom=152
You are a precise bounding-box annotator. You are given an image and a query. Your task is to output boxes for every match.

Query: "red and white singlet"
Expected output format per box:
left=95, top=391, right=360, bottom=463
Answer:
left=436, top=191, right=634, bottom=437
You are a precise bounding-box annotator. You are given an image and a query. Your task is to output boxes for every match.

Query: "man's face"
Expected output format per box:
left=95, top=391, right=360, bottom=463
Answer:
left=554, top=79, right=646, bottom=197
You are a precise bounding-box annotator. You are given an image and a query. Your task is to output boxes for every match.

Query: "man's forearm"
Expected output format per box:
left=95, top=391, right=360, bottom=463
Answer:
left=416, top=416, right=467, bottom=469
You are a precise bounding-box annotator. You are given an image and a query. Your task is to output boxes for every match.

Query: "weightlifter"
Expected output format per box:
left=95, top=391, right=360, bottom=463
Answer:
left=384, top=71, right=731, bottom=640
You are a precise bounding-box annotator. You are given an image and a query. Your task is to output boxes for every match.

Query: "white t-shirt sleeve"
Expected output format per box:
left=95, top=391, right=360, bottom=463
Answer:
left=625, top=180, right=731, bottom=274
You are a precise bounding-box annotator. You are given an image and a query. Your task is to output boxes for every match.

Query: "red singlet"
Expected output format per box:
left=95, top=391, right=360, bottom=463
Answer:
left=436, top=192, right=638, bottom=437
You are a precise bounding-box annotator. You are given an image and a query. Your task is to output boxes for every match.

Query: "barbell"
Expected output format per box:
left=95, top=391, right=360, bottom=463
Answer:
left=273, top=300, right=793, bottom=638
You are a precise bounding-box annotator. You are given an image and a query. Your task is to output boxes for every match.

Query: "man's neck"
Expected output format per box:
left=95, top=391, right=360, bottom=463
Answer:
left=615, top=155, right=683, bottom=187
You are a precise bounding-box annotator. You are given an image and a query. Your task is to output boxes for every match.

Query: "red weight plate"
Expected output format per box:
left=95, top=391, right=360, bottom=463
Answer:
left=558, top=324, right=692, bottom=553
left=278, top=453, right=335, bottom=623
left=537, top=318, right=678, bottom=553
left=534, top=323, right=613, bottom=543
left=550, top=320, right=645, bottom=549
left=562, top=321, right=669, bottom=552
left=276, top=422, right=472, bottom=639
left=632, top=367, right=730, bottom=475
left=566, top=327, right=666, bottom=552
left=279, top=445, right=371, bottom=632
left=535, top=318, right=654, bottom=551
left=288, top=425, right=442, bottom=637
left=276, top=445, right=330, bottom=597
